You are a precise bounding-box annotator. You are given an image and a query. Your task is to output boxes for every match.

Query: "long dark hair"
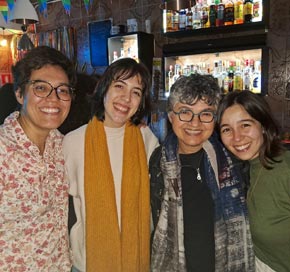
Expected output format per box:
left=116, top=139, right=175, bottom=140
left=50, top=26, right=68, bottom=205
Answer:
left=90, top=58, right=151, bottom=125
left=216, top=91, right=285, bottom=169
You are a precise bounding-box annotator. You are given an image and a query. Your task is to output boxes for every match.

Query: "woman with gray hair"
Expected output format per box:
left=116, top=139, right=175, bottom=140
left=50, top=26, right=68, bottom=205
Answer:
left=150, top=73, right=254, bottom=272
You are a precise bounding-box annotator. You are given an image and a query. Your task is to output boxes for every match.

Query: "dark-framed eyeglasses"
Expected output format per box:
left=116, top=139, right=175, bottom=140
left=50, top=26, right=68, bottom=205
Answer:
left=25, top=80, right=75, bottom=101
left=172, top=109, right=216, bottom=123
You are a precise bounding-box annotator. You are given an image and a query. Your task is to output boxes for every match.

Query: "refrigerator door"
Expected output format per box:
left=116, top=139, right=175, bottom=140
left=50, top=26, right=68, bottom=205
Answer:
left=107, top=31, right=154, bottom=73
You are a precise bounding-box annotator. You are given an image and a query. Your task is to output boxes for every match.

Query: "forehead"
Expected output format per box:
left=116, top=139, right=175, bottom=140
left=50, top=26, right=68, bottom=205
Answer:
left=30, top=65, right=69, bottom=83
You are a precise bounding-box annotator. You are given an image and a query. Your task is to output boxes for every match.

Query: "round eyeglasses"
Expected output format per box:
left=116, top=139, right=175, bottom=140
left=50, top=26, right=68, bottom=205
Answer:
left=26, top=80, right=75, bottom=101
left=173, top=109, right=216, bottom=123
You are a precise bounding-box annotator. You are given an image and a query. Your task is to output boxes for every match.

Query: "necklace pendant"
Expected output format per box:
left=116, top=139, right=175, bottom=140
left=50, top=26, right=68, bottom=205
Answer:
left=196, top=168, right=202, bottom=182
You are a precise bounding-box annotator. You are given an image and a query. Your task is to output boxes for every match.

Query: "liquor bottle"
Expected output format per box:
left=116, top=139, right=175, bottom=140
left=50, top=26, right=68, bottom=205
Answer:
left=243, top=59, right=251, bottom=91
left=224, top=0, right=234, bottom=25
left=227, top=61, right=234, bottom=92
left=243, top=0, right=253, bottom=23
left=233, top=61, right=243, bottom=91
left=216, top=0, right=225, bottom=27
left=113, top=51, right=118, bottom=62
left=192, top=0, right=202, bottom=29
left=251, top=60, right=261, bottom=93
left=186, top=1, right=193, bottom=30
left=179, top=9, right=187, bottom=30
left=200, top=0, right=210, bottom=28
left=172, top=10, right=179, bottom=31
left=173, top=64, right=182, bottom=84
left=234, top=0, right=244, bottom=24
left=209, top=0, right=217, bottom=27
left=252, top=0, right=263, bottom=22
left=168, top=65, right=174, bottom=90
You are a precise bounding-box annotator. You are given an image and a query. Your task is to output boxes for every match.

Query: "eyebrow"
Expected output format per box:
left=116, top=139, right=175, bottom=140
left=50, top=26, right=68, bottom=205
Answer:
left=220, top=118, right=256, bottom=128
left=113, top=79, right=142, bottom=92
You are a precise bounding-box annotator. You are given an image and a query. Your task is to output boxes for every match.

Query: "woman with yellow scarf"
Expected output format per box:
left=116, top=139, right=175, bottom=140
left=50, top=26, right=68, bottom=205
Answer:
left=63, top=58, right=159, bottom=272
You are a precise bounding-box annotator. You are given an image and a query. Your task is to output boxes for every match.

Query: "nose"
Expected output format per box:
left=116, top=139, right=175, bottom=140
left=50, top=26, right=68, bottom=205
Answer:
left=122, top=91, right=131, bottom=102
left=232, top=130, right=242, bottom=142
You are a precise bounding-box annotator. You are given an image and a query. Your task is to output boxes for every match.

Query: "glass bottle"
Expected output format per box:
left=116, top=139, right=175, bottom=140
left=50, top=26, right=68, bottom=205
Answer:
left=209, top=0, right=217, bottom=27
left=252, top=0, right=263, bottom=22
left=215, top=0, right=225, bottom=27
left=243, top=0, right=253, bottom=23
left=234, top=0, right=244, bottom=24
left=200, top=0, right=210, bottom=28
left=224, top=0, right=234, bottom=25
left=192, top=0, right=202, bottom=29
left=186, top=0, right=193, bottom=30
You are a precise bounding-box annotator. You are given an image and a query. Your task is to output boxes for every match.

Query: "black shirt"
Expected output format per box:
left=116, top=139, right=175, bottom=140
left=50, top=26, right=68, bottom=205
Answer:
left=179, top=149, right=215, bottom=272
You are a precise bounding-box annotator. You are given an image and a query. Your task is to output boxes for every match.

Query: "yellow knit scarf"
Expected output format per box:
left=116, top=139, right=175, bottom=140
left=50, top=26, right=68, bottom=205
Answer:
left=84, top=117, right=150, bottom=272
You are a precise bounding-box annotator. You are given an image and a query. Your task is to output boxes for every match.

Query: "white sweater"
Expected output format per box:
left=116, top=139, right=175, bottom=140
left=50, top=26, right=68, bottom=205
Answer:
left=63, top=124, right=159, bottom=271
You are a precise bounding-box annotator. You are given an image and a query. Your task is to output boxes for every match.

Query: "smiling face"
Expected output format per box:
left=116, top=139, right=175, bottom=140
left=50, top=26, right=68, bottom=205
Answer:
left=169, top=99, right=216, bottom=154
left=220, top=104, right=264, bottom=161
left=15, top=64, right=72, bottom=138
left=103, top=75, right=143, bottom=128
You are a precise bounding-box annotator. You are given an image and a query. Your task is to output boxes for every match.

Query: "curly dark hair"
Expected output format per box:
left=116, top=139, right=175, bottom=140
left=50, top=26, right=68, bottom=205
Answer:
left=90, top=58, right=151, bottom=126
left=12, top=46, right=76, bottom=96
left=216, top=91, right=285, bottom=169
left=167, top=73, right=222, bottom=112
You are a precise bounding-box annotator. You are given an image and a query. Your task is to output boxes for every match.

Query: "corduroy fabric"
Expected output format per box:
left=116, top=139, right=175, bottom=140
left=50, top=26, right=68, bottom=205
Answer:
left=84, top=117, right=150, bottom=272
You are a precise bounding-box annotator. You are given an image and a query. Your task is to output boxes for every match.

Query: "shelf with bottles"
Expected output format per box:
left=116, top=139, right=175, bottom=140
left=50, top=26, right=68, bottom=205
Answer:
left=162, top=0, right=268, bottom=38
left=164, top=48, right=266, bottom=96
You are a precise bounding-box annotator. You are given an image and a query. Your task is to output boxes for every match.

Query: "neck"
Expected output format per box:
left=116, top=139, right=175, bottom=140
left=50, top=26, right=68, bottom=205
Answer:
left=18, top=116, right=49, bottom=155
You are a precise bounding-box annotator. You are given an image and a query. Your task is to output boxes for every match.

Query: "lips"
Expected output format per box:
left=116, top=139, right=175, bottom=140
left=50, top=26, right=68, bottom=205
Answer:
left=234, top=143, right=251, bottom=152
left=114, top=103, right=130, bottom=114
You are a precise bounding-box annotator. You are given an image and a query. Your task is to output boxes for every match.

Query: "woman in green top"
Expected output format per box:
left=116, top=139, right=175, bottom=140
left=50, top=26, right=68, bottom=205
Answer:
left=216, top=91, right=290, bottom=272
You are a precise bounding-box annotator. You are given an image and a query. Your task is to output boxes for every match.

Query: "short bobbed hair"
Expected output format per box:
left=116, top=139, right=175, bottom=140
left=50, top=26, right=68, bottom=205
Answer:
left=91, top=58, right=151, bottom=125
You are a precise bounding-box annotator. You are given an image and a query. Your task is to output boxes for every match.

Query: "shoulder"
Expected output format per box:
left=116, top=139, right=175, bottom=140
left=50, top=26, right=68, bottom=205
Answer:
left=63, top=124, right=87, bottom=155
left=140, top=126, right=159, bottom=161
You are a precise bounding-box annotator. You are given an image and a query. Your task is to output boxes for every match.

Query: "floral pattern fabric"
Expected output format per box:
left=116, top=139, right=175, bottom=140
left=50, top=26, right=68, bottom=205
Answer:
left=0, top=112, right=71, bottom=271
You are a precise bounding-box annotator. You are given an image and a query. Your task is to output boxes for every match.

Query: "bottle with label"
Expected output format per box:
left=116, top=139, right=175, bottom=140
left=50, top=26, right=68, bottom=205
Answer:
left=186, top=1, right=193, bottom=30
left=234, top=0, right=244, bottom=24
left=224, top=0, right=234, bottom=25
left=200, top=0, right=210, bottom=28
left=252, top=0, right=263, bottom=22
left=227, top=61, right=234, bottom=92
left=113, top=51, right=118, bottom=62
left=251, top=60, right=261, bottom=93
left=243, top=59, right=251, bottom=91
left=209, top=0, right=217, bottom=27
left=192, top=0, right=202, bottom=29
left=172, top=10, right=179, bottom=31
left=243, top=0, right=253, bottom=23
left=233, top=61, right=243, bottom=91
left=216, top=0, right=225, bottom=27
left=168, top=65, right=174, bottom=91
left=179, top=9, right=187, bottom=30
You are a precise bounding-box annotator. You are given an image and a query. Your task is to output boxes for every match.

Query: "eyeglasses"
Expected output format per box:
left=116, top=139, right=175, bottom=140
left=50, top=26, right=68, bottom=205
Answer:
left=172, top=109, right=216, bottom=123
left=25, top=80, right=75, bottom=101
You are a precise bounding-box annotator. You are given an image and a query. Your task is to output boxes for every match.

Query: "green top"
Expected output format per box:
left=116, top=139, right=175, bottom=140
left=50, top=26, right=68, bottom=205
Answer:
left=248, top=151, right=290, bottom=272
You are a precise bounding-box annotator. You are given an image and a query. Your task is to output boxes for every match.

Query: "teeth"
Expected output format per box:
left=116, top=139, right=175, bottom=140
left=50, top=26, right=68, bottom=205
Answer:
left=235, top=143, right=250, bottom=151
left=184, top=128, right=201, bottom=135
left=115, top=104, right=129, bottom=113
left=41, top=108, right=59, bottom=113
